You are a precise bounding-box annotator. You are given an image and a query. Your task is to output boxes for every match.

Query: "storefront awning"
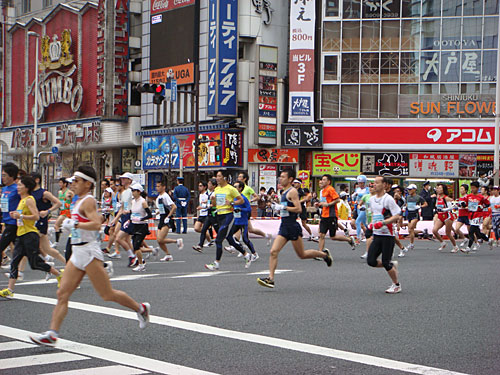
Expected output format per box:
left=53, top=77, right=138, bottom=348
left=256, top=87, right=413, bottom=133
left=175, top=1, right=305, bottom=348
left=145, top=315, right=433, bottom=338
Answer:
left=135, top=122, right=234, bottom=137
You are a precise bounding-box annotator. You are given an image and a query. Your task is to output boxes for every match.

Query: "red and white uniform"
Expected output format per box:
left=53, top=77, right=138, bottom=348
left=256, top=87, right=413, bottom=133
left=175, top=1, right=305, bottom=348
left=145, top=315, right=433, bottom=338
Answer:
left=464, top=194, right=490, bottom=226
left=436, top=195, right=456, bottom=223
left=458, top=196, right=468, bottom=218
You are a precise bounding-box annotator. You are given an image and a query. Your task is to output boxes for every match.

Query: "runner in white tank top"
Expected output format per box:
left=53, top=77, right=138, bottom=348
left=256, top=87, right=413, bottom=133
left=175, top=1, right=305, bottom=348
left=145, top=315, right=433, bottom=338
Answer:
left=29, top=167, right=151, bottom=347
left=130, top=184, right=153, bottom=272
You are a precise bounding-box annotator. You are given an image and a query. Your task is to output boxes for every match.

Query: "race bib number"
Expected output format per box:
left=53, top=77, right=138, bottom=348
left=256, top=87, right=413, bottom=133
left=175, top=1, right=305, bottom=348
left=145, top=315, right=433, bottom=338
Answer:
left=71, top=228, right=82, bottom=244
left=234, top=210, right=241, bottom=218
left=468, top=201, right=478, bottom=212
left=320, top=196, right=327, bottom=203
left=123, top=201, right=129, bottom=211
left=216, top=194, right=226, bottom=206
left=158, top=204, right=165, bottom=215
left=470, top=217, right=482, bottom=226
left=407, top=202, right=417, bottom=211
left=131, top=213, right=141, bottom=222
left=280, top=207, right=289, bottom=217
left=16, top=210, right=23, bottom=227
left=1, top=196, right=8, bottom=212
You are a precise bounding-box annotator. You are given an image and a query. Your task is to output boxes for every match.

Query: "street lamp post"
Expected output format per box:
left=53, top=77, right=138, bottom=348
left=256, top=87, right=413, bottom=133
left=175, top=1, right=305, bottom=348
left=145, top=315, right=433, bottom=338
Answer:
left=28, top=31, right=40, bottom=172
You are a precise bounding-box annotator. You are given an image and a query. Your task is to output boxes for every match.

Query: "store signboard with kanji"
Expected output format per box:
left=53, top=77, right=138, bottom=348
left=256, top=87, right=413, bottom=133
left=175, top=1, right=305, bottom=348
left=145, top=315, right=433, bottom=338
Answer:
left=410, top=154, right=459, bottom=178
left=248, top=149, right=299, bottom=164
left=312, top=152, right=360, bottom=177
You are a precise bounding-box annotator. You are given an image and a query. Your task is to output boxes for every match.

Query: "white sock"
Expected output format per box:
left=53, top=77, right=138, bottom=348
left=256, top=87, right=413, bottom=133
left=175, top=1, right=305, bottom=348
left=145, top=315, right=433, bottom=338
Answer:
left=244, top=253, right=250, bottom=260
left=127, top=250, right=134, bottom=257
left=214, top=261, right=219, bottom=267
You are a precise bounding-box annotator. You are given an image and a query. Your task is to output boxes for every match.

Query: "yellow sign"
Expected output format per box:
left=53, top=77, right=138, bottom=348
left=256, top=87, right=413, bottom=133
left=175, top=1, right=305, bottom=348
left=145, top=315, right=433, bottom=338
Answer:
left=312, top=152, right=360, bottom=177
left=297, top=170, right=310, bottom=189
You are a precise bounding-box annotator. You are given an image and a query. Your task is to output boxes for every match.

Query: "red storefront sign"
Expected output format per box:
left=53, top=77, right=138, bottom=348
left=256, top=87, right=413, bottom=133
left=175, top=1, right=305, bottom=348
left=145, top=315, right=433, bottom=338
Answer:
left=248, top=148, right=299, bottom=163
left=151, top=0, right=195, bottom=15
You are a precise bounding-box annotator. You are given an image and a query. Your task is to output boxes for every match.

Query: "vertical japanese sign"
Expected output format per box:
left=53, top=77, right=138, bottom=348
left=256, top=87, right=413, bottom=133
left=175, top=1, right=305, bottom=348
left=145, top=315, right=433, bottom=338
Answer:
left=288, top=0, right=315, bottom=122
left=222, top=129, right=243, bottom=167
left=207, top=0, right=238, bottom=117
left=257, top=46, right=278, bottom=145
left=114, top=0, right=129, bottom=118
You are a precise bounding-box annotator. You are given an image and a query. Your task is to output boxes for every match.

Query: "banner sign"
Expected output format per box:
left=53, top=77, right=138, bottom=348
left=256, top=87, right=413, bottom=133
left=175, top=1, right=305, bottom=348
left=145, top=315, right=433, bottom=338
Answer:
left=259, top=164, right=277, bottom=192
left=249, top=148, right=298, bottom=164
left=222, top=129, right=243, bottom=167
left=207, top=0, right=238, bottom=117
left=410, top=154, right=459, bottom=178
left=459, top=154, right=477, bottom=177
left=476, top=154, right=495, bottom=177
left=362, top=153, right=410, bottom=177
left=288, top=0, right=315, bottom=122
left=151, top=0, right=195, bottom=14
left=297, top=170, right=311, bottom=189
left=257, top=46, right=278, bottom=144
left=312, top=152, right=360, bottom=177
left=281, top=123, right=323, bottom=148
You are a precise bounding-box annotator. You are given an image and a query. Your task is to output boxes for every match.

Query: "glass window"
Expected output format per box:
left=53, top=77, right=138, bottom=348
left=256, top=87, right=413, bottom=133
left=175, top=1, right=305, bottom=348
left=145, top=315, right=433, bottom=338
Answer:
left=342, top=21, right=361, bottom=51
left=321, top=85, right=340, bottom=118
left=43, top=0, right=52, bottom=8
left=440, top=83, right=460, bottom=94
left=419, top=84, right=439, bottom=118
left=324, top=0, right=340, bottom=18
left=360, top=85, right=378, bottom=118
left=462, top=18, right=481, bottom=49
left=382, top=0, right=400, bottom=18
left=340, top=85, right=359, bottom=118
left=442, top=0, right=462, bottom=16
left=460, top=83, right=480, bottom=118
left=402, top=0, right=421, bottom=17
left=22, top=0, right=30, bottom=13
left=341, top=53, right=360, bottom=83
left=380, top=53, right=399, bottom=83
left=361, top=21, right=380, bottom=51
left=343, top=0, right=360, bottom=19
left=362, top=0, right=381, bottom=19
left=420, top=51, right=440, bottom=82
left=400, top=52, right=419, bottom=82
left=381, top=20, right=400, bottom=51
left=485, top=0, right=499, bottom=15
left=399, top=84, right=418, bottom=118
left=483, top=17, right=499, bottom=49
left=461, top=51, right=481, bottom=82
left=422, top=0, right=442, bottom=17
left=380, top=85, right=398, bottom=118
left=441, top=18, right=462, bottom=50
left=440, top=51, right=460, bottom=82
left=401, top=19, right=420, bottom=50
left=463, top=0, right=483, bottom=16
left=439, top=84, right=460, bottom=118
left=482, top=51, right=497, bottom=82
left=481, top=83, right=496, bottom=94
left=361, top=53, right=380, bottom=83
left=421, top=20, right=440, bottom=50
left=480, top=83, right=495, bottom=118
left=323, top=22, right=341, bottom=51
left=323, top=54, right=340, bottom=82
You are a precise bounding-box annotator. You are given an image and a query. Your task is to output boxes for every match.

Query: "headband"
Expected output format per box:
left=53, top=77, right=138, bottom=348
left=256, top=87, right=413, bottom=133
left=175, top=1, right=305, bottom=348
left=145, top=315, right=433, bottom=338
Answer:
left=73, top=171, right=96, bottom=185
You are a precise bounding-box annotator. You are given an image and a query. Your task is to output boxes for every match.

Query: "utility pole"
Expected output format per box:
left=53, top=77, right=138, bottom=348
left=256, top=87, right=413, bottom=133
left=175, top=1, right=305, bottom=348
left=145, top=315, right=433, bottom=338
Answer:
left=28, top=31, right=40, bottom=172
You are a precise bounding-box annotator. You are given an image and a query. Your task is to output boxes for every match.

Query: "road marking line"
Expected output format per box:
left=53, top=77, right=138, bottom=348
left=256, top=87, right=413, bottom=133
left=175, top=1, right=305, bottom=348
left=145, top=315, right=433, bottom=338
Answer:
left=0, top=352, right=88, bottom=370
left=0, top=340, right=36, bottom=351
left=38, top=365, right=148, bottom=375
left=109, top=274, right=162, bottom=281
left=10, top=294, right=468, bottom=375
left=0, top=325, right=218, bottom=375
left=170, top=271, right=230, bottom=278
left=246, top=269, right=293, bottom=275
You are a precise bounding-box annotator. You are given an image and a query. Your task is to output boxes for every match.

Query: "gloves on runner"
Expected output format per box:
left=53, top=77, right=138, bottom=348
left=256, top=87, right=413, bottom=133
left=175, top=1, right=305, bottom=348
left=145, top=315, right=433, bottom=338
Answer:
left=62, top=218, right=77, bottom=231
left=368, top=222, right=384, bottom=230
left=272, top=203, right=284, bottom=211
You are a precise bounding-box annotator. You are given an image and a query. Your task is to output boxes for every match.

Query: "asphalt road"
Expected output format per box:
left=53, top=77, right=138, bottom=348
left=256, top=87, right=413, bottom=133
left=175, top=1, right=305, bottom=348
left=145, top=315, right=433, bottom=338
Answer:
left=1, top=230, right=499, bottom=375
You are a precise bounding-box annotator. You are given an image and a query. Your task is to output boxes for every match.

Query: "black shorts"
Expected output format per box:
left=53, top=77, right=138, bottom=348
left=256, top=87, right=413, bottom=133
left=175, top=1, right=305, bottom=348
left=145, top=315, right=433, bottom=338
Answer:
left=278, top=221, right=302, bottom=242
left=120, top=213, right=134, bottom=234
left=407, top=211, right=420, bottom=221
left=158, top=215, right=174, bottom=230
left=197, top=216, right=208, bottom=223
left=132, top=223, right=150, bottom=251
left=299, top=206, right=307, bottom=221
left=0, top=224, right=18, bottom=252
left=36, top=218, right=49, bottom=235
left=319, top=217, right=338, bottom=237
left=457, top=216, right=470, bottom=225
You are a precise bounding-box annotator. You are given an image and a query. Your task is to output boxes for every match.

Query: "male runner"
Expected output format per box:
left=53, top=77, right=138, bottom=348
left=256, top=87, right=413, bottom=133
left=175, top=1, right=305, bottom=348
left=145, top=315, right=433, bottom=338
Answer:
left=155, top=179, right=183, bottom=261
left=257, top=169, right=333, bottom=289
left=0, top=163, right=21, bottom=265
left=461, top=181, right=490, bottom=253
left=490, top=186, right=500, bottom=247
left=29, top=166, right=150, bottom=346
left=293, top=178, right=315, bottom=241
left=173, top=177, right=190, bottom=234
left=193, top=178, right=218, bottom=252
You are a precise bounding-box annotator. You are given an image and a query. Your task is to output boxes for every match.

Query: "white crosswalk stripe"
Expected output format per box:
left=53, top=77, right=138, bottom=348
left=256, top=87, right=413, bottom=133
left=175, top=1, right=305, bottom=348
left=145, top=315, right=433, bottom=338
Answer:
left=38, top=365, right=148, bottom=375
left=0, top=352, right=89, bottom=370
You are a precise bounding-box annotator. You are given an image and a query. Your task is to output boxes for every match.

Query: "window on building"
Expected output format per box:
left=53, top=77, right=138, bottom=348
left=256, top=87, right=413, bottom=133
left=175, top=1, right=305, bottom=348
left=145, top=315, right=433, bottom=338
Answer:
left=382, top=0, right=400, bottom=18
left=342, top=21, right=360, bottom=51
left=440, top=51, right=461, bottom=82
left=362, top=0, right=380, bottom=19
left=323, top=53, right=340, bottom=83
left=360, top=85, right=378, bottom=118
left=402, top=0, right=421, bottom=18
left=483, top=17, right=499, bottom=49
left=343, top=0, right=360, bottom=19
left=324, top=0, right=340, bottom=19
left=341, top=53, right=360, bottom=83
left=401, top=19, right=420, bottom=50
left=340, top=85, right=359, bottom=118
left=482, top=51, right=497, bottom=82
left=484, top=0, right=499, bottom=15
left=322, top=22, right=341, bottom=51
left=442, top=0, right=462, bottom=17
left=361, top=21, right=380, bottom=51
left=321, top=85, right=339, bottom=118
left=380, top=53, right=399, bottom=83
left=360, top=53, right=380, bottom=83
left=399, top=84, right=418, bottom=118
left=463, top=0, right=483, bottom=16
left=22, top=0, right=31, bottom=13
left=421, top=19, right=440, bottom=50
left=441, top=18, right=462, bottom=50
left=43, top=0, right=52, bottom=8
left=423, top=0, right=442, bottom=17
left=381, top=20, right=400, bottom=50
left=380, top=85, right=398, bottom=118
left=462, top=18, right=481, bottom=49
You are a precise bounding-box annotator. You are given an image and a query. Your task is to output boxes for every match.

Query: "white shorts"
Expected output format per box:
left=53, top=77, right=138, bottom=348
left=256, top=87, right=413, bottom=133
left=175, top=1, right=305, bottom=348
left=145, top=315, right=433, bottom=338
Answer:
left=69, top=241, right=104, bottom=271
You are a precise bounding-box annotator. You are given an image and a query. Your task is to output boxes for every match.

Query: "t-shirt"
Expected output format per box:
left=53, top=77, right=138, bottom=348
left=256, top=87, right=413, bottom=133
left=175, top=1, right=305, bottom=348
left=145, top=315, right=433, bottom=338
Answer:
left=16, top=196, right=38, bottom=236
left=241, top=185, right=255, bottom=202
left=369, top=194, right=401, bottom=236
left=406, top=194, right=425, bottom=212
left=156, top=192, right=174, bottom=216
left=198, top=192, right=209, bottom=217
left=120, top=188, right=133, bottom=212
left=1, top=183, right=20, bottom=225
left=464, top=193, right=489, bottom=223
left=490, top=196, right=500, bottom=214
left=320, top=185, right=339, bottom=218
left=233, top=195, right=251, bottom=225
left=214, top=184, right=240, bottom=215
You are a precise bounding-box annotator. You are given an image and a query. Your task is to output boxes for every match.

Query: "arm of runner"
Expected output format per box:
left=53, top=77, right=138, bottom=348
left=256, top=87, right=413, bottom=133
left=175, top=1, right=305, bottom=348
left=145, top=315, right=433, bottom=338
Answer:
left=41, top=191, right=63, bottom=218
left=251, top=192, right=259, bottom=203
left=232, top=194, right=244, bottom=206
left=141, top=200, right=153, bottom=221
left=79, top=197, right=102, bottom=231
left=110, top=207, right=123, bottom=226
left=11, top=197, right=39, bottom=221
left=285, top=188, right=302, bottom=213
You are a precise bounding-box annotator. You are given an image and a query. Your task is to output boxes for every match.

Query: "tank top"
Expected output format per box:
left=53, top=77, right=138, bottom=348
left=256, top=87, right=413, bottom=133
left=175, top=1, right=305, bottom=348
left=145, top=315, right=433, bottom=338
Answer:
left=280, top=188, right=297, bottom=224
left=58, top=189, right=67, bottom=204
left=33, top=188, right=52, bottom=212
left=101, top=197, right=112, bottom=214
left=16, top=196, right=38, bottom=236
left=131, top=197, right=148, bottom=224
left=436, top=196, right=447, bottom=211
left=71, top=194, right=98, bottom=244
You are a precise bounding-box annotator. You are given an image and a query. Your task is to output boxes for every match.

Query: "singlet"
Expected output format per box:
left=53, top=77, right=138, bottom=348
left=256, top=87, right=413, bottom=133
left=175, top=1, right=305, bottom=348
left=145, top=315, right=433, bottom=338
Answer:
left=458, top=196, right=468, bottom=217
left=199, top=192, right=209, bottom=217
left=112, top=191, right=120, bottom=212
left=280, top=187, right=297, bottom=224
left=490, top=196, right=500, bottom=215
left=406, top=194, right=424, bottom=213
left=131, top=197, right=148, bottom=224
left=71, top=194, right=99, bottom=244
left=58, top=189, right=68, bottom=204
left=1, top=183, right=20, bottom=225
left=436, top=196, right=448, bottom=212
left=369, top=194, right=401, bottom=236
left=101, top=197, right=112, bottom=214
left=120, top=188, right=133, bottom=212
left=33, top=188, right=52, bottom=212
left=156, top=192, right=173, bottom=216
left=16, top=196, right=38, bottom=236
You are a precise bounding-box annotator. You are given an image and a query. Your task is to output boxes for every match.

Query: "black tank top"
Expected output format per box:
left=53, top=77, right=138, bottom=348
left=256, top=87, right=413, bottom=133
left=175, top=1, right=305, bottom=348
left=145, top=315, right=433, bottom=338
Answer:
left=280, top=187, right=298, bottom=224
left=32, top=188, right=51, bottom=211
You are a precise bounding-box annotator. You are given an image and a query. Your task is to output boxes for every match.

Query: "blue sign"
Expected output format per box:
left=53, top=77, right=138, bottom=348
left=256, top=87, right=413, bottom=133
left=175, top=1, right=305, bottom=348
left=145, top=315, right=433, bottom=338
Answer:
left=207, top=0, right=238, bottom=117
left=142, top=135, right=180, bottom=170
left=51, top=146, right=59, bottom=154
left=147, top=172, right=164, bottom=197
left=171, top=79, right=177, bottom=102
left=290, top=96, right=312, bottom=117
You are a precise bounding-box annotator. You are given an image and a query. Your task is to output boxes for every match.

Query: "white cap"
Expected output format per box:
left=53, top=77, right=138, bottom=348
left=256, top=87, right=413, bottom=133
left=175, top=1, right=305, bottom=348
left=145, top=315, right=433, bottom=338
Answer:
left=340, top=191, right=348, bottom=197
left=356, top=175, right=367, bottom=183
left=131, top=183, right=144, bottom=192
left=105, top=187, right=113, bottom=193
left=391, top=184, right=399, bottom=189
left=119, top=172, right=134, bottom=180
left=407, top=184, right=417, bottom=190
left=66, top=176, right=75, bottom=183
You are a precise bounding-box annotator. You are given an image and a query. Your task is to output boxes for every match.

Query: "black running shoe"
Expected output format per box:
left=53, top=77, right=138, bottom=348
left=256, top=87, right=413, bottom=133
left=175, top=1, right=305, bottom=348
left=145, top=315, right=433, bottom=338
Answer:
left=323, top=249, right=333, bottom=267
left=257, top=277, right=275, bottom=288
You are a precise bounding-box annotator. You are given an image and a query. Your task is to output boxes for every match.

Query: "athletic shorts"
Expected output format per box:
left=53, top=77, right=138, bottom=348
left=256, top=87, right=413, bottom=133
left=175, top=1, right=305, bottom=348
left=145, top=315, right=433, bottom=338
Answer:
left=407, top=211, right=420, bottom=222
left=158, top=215, right=175, bottom=230
left=197, top=215, right=208, bottom=223
left=60, top=209, right=71, bottom=218
left=299, top=206, right=307, bottom=221
left=70, top=241, right=104, bottom=270
left=278, top=221, right=302, bottom=242
left=36, top=218, right=49, bottom=235
left=319, top=217, right=338, bottom=237
left=437, top=212, right=456, bottom=223
left=457, top=216, right=470, bottom=225
left=120, top=213, right=134, bottom=234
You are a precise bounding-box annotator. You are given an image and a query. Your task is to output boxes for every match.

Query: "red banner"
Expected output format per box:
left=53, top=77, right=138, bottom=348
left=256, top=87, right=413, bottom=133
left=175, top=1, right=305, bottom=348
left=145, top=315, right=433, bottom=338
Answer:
left=151, top=0, right=195, bottom=15
left=248, top=148, right=299, bottom=163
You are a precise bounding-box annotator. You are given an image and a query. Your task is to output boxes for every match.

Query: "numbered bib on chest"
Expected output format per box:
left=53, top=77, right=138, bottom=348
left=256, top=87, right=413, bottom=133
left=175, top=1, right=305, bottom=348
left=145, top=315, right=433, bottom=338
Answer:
left=471, top=217, right=482, bottom=225
left=16, top=210, right=23, bottom=227
left=373, top=213, right=384, bottom=222
left=158, top=204, right=166, bottom=215
left=280, top=207, right=290, bottom=217
left=468, top=201, right=478, bottom=212
left=1, top=196, right=8, bottom=212
left=234, top=210, right=241, bottom=218
left=131, top=213, right=141, bottom=222
left=123, top=201, right=129, bottom=211
left=407, top=202, right=417, bottom=211
left=320, top=196, right=327, bottom=203
left=216, top=194, right=226, bottom=206
left=71, top=228, right=82, bottom=244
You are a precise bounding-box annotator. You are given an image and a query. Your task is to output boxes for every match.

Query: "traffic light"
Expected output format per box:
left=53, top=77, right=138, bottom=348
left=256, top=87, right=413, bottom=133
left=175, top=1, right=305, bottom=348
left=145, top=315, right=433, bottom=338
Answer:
left=214, top=141, right=221, bottom=162
left=135, top=83, right=157, bottom=94
left=153, top=84, right=165, bottom=104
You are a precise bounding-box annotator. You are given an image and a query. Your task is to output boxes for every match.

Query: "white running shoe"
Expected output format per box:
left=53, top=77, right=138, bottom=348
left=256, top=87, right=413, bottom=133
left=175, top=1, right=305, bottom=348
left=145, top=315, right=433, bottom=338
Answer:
left=450, top=246, right=459, bottom=253
left=108, top=251, right=122, bottom=259
left=177, top=238, right=184, bottom=250
left=160, top=255, right=173, bottom=262
left=104, top=261, right=114, bottom=277
left=398, top=250, right=405, bottom=258
left=460, top=239, right=468, bottom=248
left=203, top=242, right=211, bottom=248
left=237, top=252, right=243, bottom=258
left=438, top=242, right=447, bottom=251
left=460, top=246, right=471, bottom=254
left=44, top=255, right=54, bottom=263
left=137, top=303, right=151, bottom=329
left=471, top=243, right=479, bottom=252
left=205, top=262, right=220, bottom=271
left=360, top=252, right=368, bottom=259
left=224, top=246, right=236, bottom=254
left=251, top=253, right=259, bottom=262
left=152, top=247, right=159, bottom=257
left=266, top=233, right=273, bottom=246
left=385, top=283, right=402, bottom=294
left=133, top=263, right=146, bottom=272
left=244, top=255, right=252, bottom=269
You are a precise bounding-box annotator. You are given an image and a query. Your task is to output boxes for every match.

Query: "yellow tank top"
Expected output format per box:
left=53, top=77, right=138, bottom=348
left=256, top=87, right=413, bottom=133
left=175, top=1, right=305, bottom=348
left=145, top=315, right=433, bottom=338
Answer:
left=16, top=196, right=38, bottom=236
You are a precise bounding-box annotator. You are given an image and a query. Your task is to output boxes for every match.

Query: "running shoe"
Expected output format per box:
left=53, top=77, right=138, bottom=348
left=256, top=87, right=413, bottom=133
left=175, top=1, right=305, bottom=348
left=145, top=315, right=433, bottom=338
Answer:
left=108, top=251, right=122, bottom=259
left=177, top=238, right=184, bottom=250
left=460, top=239, right=468, bottom=248
left=30, top=331, right=58, bottom=347
left=251, top=253, right=259, bottom=262
left=224, top=246, right=236, bottom=254
left=309, top=236, right=319, bottom=242
left=160, top=255, right=173, bottom=262
left=205, top=262, right=220, bottom=271
left=360, top=252, right=368, bottom=259
left=257, top=277, right=274, bottom=288
left=323, top=249, right=333, bottom=267
left=266, top=233, right=273, bottom=246
left=56, top=270, right=64, bottom=288
left=1, top=255, right=10, bottom=268
left=101, top=247, right=110, bottom=254
left=403, top=244, right=413, bottom=252
left=398, top=250, right=405, bottom=258
left=460, top=246, right=471, bottom=254
left=44, top=255, right=54, bottom=263
left=343, top=228, right=350, bottom=236
left=192, top=245, right=203, bottom=252
left=128, top=257, right=138, bottom=267
left=137, top=303, right=151, bottom=329
left=349, top=237, right=356, bottom=251
left=471, top=243, right=479, bottom=252
left=438, top=242, right=447, bottom=251
left=207, top=240, right=215, bottom=247
left=450, top=246, right=459, bottom=253
left=0, top=288, right=14, bottom=299
left=244, top=255, right=252, bottom=269
left=385, top=284, right=402, bottom=294
left=152, top=247, right=159, bottom=258
left=237, top=252, right=243, bottom=258
left=133, top=263, right=146, bottom=272
left=488, top=239, right=494, bottom=250
left=104, top=261, right=114, bottom=277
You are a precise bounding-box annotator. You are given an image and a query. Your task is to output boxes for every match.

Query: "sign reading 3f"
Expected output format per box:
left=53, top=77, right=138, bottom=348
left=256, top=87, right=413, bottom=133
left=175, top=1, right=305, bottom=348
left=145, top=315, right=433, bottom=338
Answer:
left=208, top=0, right=238, bottom=117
